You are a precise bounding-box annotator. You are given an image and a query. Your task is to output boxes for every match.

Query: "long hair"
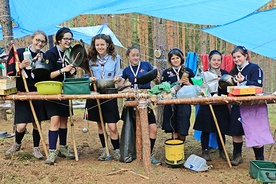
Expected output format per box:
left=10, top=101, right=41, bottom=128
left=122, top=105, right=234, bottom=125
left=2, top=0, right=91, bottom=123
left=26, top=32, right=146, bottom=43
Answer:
left=88, top=34, right=116, bottom=62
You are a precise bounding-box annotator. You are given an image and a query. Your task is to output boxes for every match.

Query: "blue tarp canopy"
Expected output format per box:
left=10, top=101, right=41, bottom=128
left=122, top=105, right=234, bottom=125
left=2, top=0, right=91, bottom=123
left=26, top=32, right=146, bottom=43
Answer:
left=0, top=25, right=124, bottom=48
left=4, top=0, right=274, bottom=58
left=10, top=0, right=268, bottom=30
left=203, top=8, right=276, bottom=59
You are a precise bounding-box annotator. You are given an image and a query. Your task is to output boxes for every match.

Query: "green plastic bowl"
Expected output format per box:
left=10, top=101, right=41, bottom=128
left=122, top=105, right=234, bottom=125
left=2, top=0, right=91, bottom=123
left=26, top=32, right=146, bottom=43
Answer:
left=35, top=81, right=63, bottom=95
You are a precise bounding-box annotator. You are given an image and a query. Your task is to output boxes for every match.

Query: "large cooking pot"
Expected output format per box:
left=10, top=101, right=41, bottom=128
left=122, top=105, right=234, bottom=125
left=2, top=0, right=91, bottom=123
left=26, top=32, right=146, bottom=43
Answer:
left=32, top=60, right=50, bottom=78
left=219, top=74, right=235, bottom=91
left=96, top=79, right=115, bottom=94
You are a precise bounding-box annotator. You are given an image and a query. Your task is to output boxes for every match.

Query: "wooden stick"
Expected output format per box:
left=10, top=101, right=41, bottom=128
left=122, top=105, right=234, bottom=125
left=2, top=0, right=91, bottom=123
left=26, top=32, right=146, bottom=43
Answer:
left=209, top=104, right=232, bottom=168
left=13, top=44, right=48, bottom=158
left=268, top=129, right=276, bottom=161
left=105, top=168, right=149, bottom=179
left=69, top=100, right=79, bottom=161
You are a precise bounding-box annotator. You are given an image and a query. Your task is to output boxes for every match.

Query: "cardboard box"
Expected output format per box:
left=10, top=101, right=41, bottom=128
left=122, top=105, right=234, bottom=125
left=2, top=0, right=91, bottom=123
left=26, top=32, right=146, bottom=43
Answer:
left=227, top=86, right=262, bottom=96
left=0, top=76, right=16, bottom=90
left=0, top=87, right=17, bottom=95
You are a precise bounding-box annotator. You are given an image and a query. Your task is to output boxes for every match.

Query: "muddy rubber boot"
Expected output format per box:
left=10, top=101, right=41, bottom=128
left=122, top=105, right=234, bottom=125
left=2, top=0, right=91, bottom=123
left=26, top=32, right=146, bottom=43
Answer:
left=202, top=149, right=212, bottom=161
left=231, top=152, right=243, bottom=166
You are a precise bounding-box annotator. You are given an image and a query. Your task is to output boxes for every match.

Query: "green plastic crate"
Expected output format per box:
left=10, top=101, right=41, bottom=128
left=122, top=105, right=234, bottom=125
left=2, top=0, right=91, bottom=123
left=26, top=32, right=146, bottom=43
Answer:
left=249, top=160, right=276, bottom=183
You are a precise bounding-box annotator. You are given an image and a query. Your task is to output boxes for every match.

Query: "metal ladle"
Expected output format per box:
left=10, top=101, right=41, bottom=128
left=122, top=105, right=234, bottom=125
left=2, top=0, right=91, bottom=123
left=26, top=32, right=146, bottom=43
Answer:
left=82, top=108, right=89, bottom=133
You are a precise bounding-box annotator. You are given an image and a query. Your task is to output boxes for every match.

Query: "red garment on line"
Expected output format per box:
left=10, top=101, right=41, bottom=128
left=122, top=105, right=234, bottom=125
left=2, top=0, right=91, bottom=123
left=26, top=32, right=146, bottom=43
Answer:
left=200, top=54, right=234, bottom=73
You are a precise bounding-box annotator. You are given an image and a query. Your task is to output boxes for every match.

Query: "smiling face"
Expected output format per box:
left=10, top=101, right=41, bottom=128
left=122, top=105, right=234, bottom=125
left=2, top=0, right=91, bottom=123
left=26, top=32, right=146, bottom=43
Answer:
left=209, top=54, right=222, bottom=69
left=31, top=33, right=47, bottom=52
left=58, top=32, right=73, bottom=51
left=170, top=54, right=182, bottom=68
left=127, top=48, right=140, bottom=66
left=95, top=38, right=108, bottom=57
left=232, top=51, right=247, bottom=66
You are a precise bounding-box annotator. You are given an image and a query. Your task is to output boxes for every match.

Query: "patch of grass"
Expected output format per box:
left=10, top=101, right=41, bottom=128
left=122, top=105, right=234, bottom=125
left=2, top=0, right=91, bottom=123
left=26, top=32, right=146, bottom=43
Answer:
left=17, top=152, right=35, bottom=161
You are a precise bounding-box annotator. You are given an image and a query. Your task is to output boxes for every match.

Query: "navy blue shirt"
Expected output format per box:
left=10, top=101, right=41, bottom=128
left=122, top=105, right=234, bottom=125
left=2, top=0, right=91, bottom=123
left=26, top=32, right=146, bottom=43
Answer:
left=230, top=62, right=263, bottom=87
left=122, top=61, right=153, bottom=89
left=161, top=66, right=195, bottom=85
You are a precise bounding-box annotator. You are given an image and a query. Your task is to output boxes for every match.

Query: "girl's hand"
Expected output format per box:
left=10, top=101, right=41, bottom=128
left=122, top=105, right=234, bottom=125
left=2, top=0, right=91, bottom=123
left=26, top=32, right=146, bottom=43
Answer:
left=20, top=59, right=31, bottom=69
left=113, top=76, right=121, bottom=83
left=180, top=78, right=192, bottom=85
left=233, top=72, right=245, bottom=83
left=90, top=76, right=97, bottom=83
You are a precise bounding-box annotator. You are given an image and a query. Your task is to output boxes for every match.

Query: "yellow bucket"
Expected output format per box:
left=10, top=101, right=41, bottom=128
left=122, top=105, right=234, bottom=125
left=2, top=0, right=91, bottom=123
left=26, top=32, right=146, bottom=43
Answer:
left=165, top=139, right=184, bottom=166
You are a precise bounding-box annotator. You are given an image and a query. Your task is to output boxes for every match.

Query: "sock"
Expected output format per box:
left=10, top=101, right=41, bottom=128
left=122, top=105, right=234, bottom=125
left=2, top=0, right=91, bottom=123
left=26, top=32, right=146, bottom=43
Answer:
left=150, top=138, right=156, bottom=154
left=201, top=132, right=209, bottom=150
left=217, top=134, right=226, bottom=151
left=111, top=138, right=120, bottom=150
left=59, top=128, right=67, bottom=146
left=253, top=146, right=264, bottom=160
left=99, top=134, right=105, bottom=148
left=233, top=142, right=243, bottom=154
left=15, top=130, right=25, bottom=144
left=32, top=129, right=40, bottom=147
left=48, top=130, right=59, bottom=150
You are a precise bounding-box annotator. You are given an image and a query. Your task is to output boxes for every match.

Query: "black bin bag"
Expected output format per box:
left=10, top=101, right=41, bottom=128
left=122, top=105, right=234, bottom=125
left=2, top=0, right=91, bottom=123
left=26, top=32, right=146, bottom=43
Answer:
left=119, top=107, right=136, bottom=163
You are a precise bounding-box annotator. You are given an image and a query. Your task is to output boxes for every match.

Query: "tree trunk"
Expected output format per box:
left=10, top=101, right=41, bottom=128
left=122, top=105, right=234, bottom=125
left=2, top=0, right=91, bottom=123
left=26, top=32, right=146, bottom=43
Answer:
left=0, top=0, right=13, bottom=121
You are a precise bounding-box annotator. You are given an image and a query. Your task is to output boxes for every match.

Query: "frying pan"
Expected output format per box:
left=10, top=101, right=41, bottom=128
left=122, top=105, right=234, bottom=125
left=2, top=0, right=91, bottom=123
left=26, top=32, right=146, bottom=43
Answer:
left=69, top=44, right=85, bottom=67
left=118, top=69, right=158, bottom=91
left=219, top=74, right=235, bottom=91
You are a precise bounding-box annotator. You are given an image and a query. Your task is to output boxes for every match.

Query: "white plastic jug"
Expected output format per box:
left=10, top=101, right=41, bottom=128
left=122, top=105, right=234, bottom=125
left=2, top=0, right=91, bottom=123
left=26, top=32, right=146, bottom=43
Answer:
left=184, top=154, right=209, bottom=172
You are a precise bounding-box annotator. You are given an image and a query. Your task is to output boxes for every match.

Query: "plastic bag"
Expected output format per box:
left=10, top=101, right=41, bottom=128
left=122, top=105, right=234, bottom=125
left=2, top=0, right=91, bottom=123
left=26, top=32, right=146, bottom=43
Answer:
left=176, top=85, right=198, bottom=98
left=119, top=107, right=136, bottom=163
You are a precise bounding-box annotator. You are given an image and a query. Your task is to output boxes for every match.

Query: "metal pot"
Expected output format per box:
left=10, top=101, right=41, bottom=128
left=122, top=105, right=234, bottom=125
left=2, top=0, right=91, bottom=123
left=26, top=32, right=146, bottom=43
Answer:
left=32, top=60, right=50, bottom=78
left=96, top=79, right=115, bottom=94
left=219, top=74, right=235, bottom=91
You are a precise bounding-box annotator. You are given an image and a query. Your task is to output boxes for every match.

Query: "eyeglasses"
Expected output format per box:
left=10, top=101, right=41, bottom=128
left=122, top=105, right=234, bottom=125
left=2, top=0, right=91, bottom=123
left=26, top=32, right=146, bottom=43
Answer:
left=62, top=38, right=74, bottom=42
left=35, top=38, right=47, bottom=44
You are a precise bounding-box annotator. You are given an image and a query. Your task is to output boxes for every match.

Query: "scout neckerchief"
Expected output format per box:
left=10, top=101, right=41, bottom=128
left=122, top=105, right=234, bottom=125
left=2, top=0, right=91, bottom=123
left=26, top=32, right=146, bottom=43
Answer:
left=129, top=61, right=141, bottom=90
left=237, top=60, right=249, bottom=73
left=209, top=68, right=221, bottom=77
left=97, top=54, right=110, bottom=79
left=172, top=66, right=181, bottom=81
left=57, top=46, right=66, bottom=78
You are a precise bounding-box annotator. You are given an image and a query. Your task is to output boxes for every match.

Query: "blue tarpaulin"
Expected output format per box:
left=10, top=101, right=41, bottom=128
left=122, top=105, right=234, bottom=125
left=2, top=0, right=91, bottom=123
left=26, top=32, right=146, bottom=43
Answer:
left=3, top=0, right=273, bottom=58
left=203, top=8, right=276, bottom=59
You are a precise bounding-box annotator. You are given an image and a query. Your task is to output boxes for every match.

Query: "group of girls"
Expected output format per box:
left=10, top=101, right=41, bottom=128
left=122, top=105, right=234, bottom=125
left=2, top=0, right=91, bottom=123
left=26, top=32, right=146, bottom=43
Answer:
left=5, top=26, right=266, bottom=167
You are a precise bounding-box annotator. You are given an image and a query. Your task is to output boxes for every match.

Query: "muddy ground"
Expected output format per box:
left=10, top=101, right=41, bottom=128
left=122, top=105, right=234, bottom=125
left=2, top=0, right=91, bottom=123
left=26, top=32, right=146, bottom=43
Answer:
left=0, top=105, right=275, bottom=184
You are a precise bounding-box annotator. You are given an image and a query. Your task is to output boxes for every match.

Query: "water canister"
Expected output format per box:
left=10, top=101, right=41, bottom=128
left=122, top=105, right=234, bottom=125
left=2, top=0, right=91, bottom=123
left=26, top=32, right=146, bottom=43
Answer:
left=23, top=48, right=32, bottom=70
left=184, top=154, right=209, bottom=172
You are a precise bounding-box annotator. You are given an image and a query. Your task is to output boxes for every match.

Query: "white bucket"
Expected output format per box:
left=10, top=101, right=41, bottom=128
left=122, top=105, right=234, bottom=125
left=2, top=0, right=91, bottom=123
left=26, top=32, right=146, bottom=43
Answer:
left=184, top=154, right=209, bottom=172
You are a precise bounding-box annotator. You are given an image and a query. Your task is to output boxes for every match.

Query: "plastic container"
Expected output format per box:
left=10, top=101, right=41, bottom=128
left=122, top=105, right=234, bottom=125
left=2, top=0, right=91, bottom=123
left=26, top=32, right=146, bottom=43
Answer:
left=23, top=48, right=32, bottom=70
left=35, top=81, right=63, bottom=95
left=249, top=160, right=276, bottom=183
left=164, top=139, right=184, bottom=166
left=184, top=154, right=209, bottom=172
